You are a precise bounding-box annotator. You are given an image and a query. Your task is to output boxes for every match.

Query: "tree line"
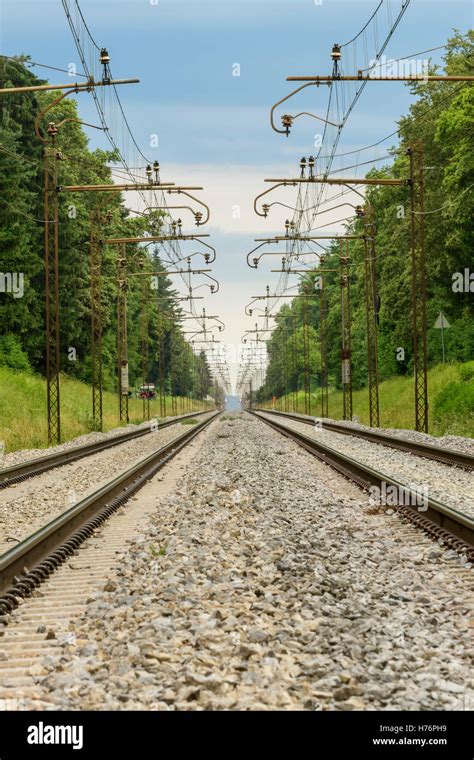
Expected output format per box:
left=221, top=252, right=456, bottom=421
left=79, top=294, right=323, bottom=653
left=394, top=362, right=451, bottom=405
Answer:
left=257, top=31, right=473, bottom=403
left=0, top=56, right=213, bottom=403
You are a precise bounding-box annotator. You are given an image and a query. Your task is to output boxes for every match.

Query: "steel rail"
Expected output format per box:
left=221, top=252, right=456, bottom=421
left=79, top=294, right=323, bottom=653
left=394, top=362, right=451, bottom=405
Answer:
left=0, top=410, right=212, bottom=489
left=0, top=411, right=220, bottom=607
left=252, top=411, right=474, bottom=550
left=254, top=409, right=474, bottom=471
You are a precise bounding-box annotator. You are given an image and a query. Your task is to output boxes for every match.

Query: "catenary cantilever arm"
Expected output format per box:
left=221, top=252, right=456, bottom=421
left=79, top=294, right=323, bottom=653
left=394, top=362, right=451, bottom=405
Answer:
left=254, top=182, right=297, bottom=216
left=270, top=82, right=329, bottom=134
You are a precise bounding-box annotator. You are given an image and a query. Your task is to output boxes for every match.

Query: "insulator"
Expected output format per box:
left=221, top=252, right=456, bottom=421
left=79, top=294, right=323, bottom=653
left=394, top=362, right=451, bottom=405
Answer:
left=100, top=48, right=111, bottom=83
left=281, top=114, right=293, bottom=136
left=331, top=44, right=341, bottom=61
left=99, top=48, right=110, bottom=65
left=46, top=122, right=58, bottom=137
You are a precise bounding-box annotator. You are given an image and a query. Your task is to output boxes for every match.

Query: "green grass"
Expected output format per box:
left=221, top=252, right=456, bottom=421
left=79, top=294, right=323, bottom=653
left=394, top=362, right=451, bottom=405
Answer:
left=259, top=362, right=474, bottom=438
left=0, top=366, right=212, bottom=453
left=149, top=544, right=167, bottom=557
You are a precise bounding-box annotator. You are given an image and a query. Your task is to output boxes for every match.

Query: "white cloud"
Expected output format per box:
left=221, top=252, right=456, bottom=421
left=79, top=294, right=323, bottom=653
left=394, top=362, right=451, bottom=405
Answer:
left=151, top=162, right=367, bottom=236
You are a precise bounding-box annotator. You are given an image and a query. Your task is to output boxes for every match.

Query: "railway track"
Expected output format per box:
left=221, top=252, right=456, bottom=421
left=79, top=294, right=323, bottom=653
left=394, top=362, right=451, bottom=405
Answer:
left=254, top=408, right=474, bottom=471
left=0, top=409, right=211, bottom=490
left=0, top=410, right=220, bottom=617
left=0, top=412, right=470, bottom=712
left=252, top=410, right=474, bottom=553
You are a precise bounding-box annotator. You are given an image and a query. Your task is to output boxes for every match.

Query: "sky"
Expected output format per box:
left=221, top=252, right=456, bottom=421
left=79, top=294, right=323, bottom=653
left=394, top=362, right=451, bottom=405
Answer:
left=1, top=0, right=472, bottom=392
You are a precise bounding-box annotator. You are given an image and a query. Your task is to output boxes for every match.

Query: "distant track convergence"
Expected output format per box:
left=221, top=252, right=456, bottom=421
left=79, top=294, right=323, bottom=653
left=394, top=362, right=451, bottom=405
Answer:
left=254, top=408, right=474, bottom=471
left=0, top=410, right=212, bottom=489
left=251, top=410, right=474, bottom=554
left=0, top=411, right=220, bottom=617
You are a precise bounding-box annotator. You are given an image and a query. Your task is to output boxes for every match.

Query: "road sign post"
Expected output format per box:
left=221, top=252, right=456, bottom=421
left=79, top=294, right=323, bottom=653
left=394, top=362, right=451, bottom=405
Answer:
left=434, top=312, right=450, bottom=364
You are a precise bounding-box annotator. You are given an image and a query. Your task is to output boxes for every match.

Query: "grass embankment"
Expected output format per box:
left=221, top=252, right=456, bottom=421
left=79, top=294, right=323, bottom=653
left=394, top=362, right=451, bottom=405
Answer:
left=0, top=367, right=212, bottom=452
left=259, top=362, right=474, bottom=438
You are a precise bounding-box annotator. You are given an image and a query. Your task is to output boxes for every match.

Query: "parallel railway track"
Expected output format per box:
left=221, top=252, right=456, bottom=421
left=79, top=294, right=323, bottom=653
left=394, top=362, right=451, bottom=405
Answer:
left=0, top=412, right=470, bottom=712
left=0, top=409, right=211, bottom=490
left=0, top=411, right=220, bottom=615
left=254, top=408, right=474, bottom=471
left=252, top=410, right=474, bottom=553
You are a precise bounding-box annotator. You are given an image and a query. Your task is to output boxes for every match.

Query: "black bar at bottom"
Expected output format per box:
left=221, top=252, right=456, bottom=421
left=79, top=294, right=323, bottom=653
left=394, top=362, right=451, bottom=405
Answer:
left=0, top=710, right=471, bottom=758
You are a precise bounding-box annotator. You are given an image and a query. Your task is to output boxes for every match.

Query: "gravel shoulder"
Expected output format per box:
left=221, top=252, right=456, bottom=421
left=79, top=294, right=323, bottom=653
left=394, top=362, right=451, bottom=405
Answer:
left=21, top=413, right=472, bottom=711
left=258, top=413, right=474, bottom=518
left=285, top=413, right=474, bottom=456
left=0, top=413, right=214, bottom=555
left=0, top=412, right=206, bottom=468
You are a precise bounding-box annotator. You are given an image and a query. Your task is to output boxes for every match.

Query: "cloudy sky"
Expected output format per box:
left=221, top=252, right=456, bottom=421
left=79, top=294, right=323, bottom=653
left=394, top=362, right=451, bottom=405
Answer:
left=1, top=0, right=472, bottom=390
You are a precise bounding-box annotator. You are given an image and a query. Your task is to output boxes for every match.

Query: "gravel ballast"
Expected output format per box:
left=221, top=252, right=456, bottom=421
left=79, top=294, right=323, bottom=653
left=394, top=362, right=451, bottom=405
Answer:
left=265, top=412, right=474, bottom=456
left=258, top=413, right=474, bottom=518
left=0, top=413, right=214, bottom=554
left=23, top=414, right=472, bottom=711
left=0, top=412, right=206, bottom=468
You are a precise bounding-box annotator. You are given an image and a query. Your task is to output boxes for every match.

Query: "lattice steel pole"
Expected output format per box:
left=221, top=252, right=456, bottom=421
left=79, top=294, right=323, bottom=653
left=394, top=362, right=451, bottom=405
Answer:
left=117, top=245, right=129, bottom=424
left=43, top=133, right=61, bottom=444
left=284, top=331, right=290, bottom=412
left=31, top=78, right=140, bottom=444
left=362, top=205, right=380, bottom=427
left=302, top=298, right=310, bottom=415
left=190, top=352, right=195, bottom=412
left=179, top=344, right=185, bottom=415
left=340, top=240, right=353, bottom=421
left=170, top=327, right=178, bottom=416
left=90, top=211, right=107, bottom=431
left=158, top=318, right=166, bottom=417
left=319, top=255, right=329, bottom=419
left=140, top=272, right=151, bottom=421
left=291, top=314, right=297, bottom=413
left=408, top=142, right=428, bottom=433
